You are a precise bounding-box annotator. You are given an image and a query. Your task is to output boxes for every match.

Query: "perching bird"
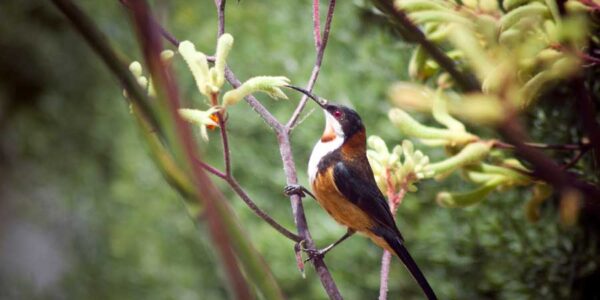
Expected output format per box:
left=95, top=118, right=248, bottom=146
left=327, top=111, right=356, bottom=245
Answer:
left=284, top=86, right=437, bottom=300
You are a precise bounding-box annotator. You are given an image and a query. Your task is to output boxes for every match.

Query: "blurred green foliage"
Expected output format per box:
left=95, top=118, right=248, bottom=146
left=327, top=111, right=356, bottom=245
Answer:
left=0, top=0, right=598, bottom=299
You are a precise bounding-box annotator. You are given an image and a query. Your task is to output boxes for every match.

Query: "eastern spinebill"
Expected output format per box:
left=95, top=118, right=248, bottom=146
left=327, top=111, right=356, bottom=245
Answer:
left=284, top=86, right=437, bottom=300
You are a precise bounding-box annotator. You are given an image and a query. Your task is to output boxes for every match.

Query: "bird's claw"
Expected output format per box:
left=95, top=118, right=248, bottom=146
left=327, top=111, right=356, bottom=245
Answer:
left=284, top=184, right=306, bottom=198
left=303, top=248, right=326, bottom=263
left=295, top=241, right=326, bottom=263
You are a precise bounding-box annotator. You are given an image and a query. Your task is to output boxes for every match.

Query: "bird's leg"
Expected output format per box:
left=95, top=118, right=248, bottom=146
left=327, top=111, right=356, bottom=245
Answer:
left=303, top=229, right=356, bottom=262
left=284, top=184, right=317, bottom=200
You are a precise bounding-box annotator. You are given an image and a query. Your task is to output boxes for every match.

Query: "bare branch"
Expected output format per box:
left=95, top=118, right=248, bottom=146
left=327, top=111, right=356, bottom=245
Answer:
left=492, top=140, right=586, bottom=151
left=378, top=251, right=393, bottom=300
left=378, top=171, right=408, bottom=300
left=195, top=158, right=228, bottom=180
left=226, top=176, right=303, bottom=242
left=286, top=0, right=337, bottom=130
left=214, top=2, right=343, bottom=298
left=312, top=0, right=322, bottom=50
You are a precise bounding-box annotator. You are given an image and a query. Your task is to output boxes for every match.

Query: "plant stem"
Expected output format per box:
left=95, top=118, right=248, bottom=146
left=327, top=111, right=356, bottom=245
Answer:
left=378, top=169, right=408, bottom=300
left=214, top=2, right=343, bottom=298
left=226, top=176, right=303, bottom=242
left=287, top=0, right=337, bottom=130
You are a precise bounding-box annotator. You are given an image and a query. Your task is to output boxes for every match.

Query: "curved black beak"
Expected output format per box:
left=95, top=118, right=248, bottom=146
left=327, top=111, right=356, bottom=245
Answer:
left=285, top=85, right=328, bottom=108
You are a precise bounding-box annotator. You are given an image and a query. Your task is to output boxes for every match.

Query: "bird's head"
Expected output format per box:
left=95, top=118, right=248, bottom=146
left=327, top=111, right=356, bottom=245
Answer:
left=287, top=85, right=364, bottom=143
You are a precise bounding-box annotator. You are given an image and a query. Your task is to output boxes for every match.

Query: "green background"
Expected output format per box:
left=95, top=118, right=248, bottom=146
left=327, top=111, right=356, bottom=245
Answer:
left=0, top=0, right=597, bottom=299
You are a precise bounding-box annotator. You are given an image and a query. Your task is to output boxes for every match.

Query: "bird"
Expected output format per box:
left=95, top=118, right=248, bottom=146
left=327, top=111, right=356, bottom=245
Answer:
left=284, top=85, right=437, bottom=300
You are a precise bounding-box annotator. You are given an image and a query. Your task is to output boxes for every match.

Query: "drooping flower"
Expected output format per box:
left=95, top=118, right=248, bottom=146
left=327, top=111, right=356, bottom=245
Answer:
left=178, top=107, right=221, bottom=141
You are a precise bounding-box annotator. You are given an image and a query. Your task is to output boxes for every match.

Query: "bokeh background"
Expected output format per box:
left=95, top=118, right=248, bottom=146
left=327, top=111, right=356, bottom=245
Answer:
left=1, top=0, right=598, bottom=299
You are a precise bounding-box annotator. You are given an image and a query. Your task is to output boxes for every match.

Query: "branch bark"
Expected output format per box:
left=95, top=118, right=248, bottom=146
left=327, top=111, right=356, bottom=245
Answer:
left=378, top=170, right=408, bottom=300
left=287, top=0, right=337, bottom=130
left=213, top=1, right=343, bottom=298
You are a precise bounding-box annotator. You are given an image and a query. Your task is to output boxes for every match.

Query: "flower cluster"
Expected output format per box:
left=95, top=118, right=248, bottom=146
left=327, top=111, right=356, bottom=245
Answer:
left=367, top=136, right=433, bottom=195
left=126, top=33, right=291, bottom=141
left=386, top=83, right=536, bottom=208
left=394, top=0, right=589, bottom=117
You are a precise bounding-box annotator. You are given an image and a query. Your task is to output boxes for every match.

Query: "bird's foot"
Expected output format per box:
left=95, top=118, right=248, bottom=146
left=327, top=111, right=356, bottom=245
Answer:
left=284, top=184, right=316, bottom=200
left=303, top=248, right=329, bottom=263
left=297, top=243, right=333, bottom=263
left=284, top=184, right=306, bottom=198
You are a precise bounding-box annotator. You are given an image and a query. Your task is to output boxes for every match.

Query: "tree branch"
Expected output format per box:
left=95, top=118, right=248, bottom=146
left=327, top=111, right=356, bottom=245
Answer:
left=214, top=2, right=343, bottom=298
left=119, top=1, right=343, bottom=297
left=492, top=140, right=586, bottom=151
left=286, top=0, right=337, bottom=130
left=378, top=170, right=408, bottom=300
left=312, top=0, right=322, bottom=50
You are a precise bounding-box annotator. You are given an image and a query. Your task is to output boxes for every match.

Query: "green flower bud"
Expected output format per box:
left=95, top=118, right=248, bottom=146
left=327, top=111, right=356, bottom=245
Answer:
left=389, top=108, right=477, bottom=145
left=222, top=76, right=290, bottom=107
left=437, top=176, right=506, bottom=207
left=214, top=33, right=234, bottom=88
left=427, top=142, right=492, bottom=176
left=158, top=50, right=173, bottom=63
left=178, top=41, right=211, bottom=95
left=129, top=61, right=143, bottom=77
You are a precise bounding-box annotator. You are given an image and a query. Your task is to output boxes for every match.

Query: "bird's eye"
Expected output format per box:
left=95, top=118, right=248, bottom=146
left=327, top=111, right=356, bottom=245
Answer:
left=333, top=110, right=342, bottom=118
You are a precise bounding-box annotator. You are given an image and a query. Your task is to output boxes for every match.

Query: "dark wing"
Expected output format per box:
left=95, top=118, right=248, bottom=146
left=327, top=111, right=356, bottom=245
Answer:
left=333, top=158, right=403, bottom=240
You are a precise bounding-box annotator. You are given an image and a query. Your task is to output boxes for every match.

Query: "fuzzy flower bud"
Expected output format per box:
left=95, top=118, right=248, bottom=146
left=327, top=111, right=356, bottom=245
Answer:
left=160, top=50, right=175, bottom=63
left=389, top=108, right=477, bottom=146
left=178, top=41, right=211, bottom=96
left=222, top=76, right=290, bottom=107
left=214, top=33, right=234, bottom=87
left=129, top=61, right=143, bottom=77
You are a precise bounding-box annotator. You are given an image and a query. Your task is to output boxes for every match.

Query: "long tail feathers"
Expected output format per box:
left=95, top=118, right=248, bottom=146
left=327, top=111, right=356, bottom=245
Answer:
left=384, top=236, right=438, bottom=300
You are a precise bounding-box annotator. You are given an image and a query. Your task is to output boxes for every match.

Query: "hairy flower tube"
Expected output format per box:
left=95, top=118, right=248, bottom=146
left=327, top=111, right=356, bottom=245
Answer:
left=389, top=108, right=477, bottom=146
left=222, top=76, right=290, bottom=107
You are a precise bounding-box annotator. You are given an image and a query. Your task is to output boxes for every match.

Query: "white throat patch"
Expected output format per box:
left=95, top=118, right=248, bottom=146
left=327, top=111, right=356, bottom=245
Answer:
left=308, top=111, right=344, bottom=183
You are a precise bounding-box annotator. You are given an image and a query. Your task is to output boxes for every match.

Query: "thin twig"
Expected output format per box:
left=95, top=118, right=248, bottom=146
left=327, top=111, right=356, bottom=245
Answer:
left=286, top=0, right=337, bottom=130
left=312, top=0, right=322, bottom=50
left=498, top=116, right=600, bottom=215
left=119, top=1, right=343, bottom=297
left=123, top=0, right=301, bottom=243
left=210, top=92, right=232, bottom=177
left=378, top=170, right=408, bottom=300
left=492, top=140, right=585, bottom=151
left=562, top=147, right=592, bottom=171
left=572, top=79, right=600, bottom=169
left=195, top=158, right=228, bottom=180
left=215, top=0, right=226, bottom=36
left=378, top=251, right=393, bottom=300
left=214, top=2, right=343, bottom=298
left=226, top=177, right=303, bottom=242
